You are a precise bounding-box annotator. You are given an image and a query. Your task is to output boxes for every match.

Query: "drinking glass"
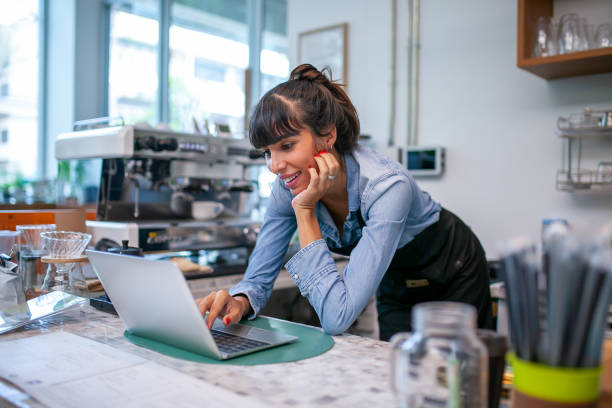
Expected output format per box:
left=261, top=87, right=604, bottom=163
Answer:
left=577, top=18, right=593, bottom=51
left=533, top=16, right=557, bottom=57
left=595, top=24, right=612, bottom=48
left=16, top=224, right=56, bottom=255
left=558, top=14, right=580, bottom=54
left=0, top=230, right=21, bottom=259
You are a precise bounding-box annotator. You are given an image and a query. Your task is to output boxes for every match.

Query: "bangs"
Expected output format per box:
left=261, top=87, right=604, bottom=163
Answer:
left=249, top=93, right=303, bottom=149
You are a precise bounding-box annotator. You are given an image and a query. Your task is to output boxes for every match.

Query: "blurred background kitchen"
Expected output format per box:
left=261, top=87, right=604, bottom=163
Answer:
left=0, top=0, right=611, bottom=331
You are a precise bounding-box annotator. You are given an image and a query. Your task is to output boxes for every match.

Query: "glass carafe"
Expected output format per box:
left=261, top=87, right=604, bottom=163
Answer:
left=40, top=231, right=91, bottom=298
left=390, top=302, right=488, bottom=408
left=16, top=224, right=56, bottom=298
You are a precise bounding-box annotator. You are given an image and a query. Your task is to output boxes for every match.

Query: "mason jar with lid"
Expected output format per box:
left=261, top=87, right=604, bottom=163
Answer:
left=390, top=302, right=488, bottom=408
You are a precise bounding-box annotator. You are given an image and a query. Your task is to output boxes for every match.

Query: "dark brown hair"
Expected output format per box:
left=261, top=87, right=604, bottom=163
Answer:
left=249, top=64, right=360, bottom=154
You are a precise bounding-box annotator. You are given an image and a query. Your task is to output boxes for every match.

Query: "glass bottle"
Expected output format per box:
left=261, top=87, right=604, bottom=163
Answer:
left=390, top=302, right=488, bottom=408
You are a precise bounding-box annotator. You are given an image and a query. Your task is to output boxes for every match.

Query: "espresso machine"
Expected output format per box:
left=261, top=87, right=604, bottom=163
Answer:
left=55, top=120, right=274, bottom=279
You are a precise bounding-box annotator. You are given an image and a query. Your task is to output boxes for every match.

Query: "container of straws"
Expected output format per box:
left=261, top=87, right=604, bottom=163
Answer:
left=501, top=223, right=612, bottom=407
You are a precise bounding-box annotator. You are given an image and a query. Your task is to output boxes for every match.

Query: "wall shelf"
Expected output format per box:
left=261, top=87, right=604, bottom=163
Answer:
left=557, top=170, right=612, bottom=192
left=517, top=0, right=612, bottom=79
left=556, top=111, right=612, bottom=192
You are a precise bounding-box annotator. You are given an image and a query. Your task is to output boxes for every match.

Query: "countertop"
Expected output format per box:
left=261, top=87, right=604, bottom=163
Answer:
left=0, top=306, right=397, bottom=407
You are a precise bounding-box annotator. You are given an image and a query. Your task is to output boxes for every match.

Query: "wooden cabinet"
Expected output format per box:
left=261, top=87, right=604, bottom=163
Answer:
left=517, top=0, right=612, bottom=79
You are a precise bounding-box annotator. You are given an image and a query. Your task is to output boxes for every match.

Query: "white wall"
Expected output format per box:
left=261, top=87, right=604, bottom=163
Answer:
left=289, top=0, right=612, bottom=258
left=288, top=1, right=394, bottom=147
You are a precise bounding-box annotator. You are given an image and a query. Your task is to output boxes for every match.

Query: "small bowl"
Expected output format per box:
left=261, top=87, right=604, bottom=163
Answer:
left=192, top=201, right=224, bottom=220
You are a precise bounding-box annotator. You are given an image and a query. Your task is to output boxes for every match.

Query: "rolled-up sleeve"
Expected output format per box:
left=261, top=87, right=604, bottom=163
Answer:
left=286, top=173, right=414, bottom=335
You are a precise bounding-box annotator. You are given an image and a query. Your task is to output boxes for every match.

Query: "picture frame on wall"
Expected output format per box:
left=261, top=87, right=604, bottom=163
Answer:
left=298, top=23, right=347, bottom=86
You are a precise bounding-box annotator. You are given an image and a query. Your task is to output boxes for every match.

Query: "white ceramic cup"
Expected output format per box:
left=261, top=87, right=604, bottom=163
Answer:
left=191, top=201, right=224, bottom=220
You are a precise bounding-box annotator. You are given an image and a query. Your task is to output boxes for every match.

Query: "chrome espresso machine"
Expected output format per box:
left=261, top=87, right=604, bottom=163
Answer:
left=55, top=121, right=274, bottom=280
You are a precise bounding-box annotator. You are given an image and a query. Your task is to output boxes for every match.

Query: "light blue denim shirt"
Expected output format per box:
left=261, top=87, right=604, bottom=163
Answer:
left=229, top=145, right=440, bottom=334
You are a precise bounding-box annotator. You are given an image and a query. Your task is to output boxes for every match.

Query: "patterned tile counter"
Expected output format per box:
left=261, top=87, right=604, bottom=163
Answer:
left=0, top=306, right=397, bottom=407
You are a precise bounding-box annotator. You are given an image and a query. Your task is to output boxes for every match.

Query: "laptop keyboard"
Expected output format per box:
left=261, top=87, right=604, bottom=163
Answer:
left=210, top=329, right=269, bottom=355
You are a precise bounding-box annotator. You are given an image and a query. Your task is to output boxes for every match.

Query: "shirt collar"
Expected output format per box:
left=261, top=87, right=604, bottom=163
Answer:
left=344, top=151, right=360, bottom=212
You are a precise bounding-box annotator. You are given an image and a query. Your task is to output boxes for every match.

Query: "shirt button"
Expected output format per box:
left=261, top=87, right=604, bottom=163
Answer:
left=293, top=274, right=298, bottom=280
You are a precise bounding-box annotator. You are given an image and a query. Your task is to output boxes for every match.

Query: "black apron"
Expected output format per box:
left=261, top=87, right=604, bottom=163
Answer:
left=331, top=208, right=493, bottom=341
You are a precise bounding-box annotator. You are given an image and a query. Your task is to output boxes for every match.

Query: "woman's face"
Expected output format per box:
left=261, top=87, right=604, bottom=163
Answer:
left=263, top=130, right=323, bottom=196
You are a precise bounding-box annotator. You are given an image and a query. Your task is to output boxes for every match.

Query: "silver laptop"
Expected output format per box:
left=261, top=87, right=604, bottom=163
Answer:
left=86, top=250, right=298, bottom=360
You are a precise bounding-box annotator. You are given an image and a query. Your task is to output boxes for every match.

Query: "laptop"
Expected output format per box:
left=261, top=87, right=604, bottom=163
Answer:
left=86, top=250, right=298, bottom=360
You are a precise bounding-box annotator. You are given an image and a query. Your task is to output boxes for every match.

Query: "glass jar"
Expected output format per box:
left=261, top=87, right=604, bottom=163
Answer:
left=390, top=302, right=488, bottom=408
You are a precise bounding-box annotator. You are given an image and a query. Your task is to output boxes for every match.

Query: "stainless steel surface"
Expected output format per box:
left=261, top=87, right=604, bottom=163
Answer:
left=0, top=291, right=87, bottom=334
left=20, top=252, right=40, bottom=289
left=56, top=124, right=264, bottom=163
left=88, top=218, right=261, bottom=254
left=58, top=122, right=268, bottom=260
left=95, top=156, right=263, bottom=222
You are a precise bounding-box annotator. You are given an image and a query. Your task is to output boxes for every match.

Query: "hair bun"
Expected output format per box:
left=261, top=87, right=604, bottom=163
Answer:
left=290, top=63, right=330, bottom=83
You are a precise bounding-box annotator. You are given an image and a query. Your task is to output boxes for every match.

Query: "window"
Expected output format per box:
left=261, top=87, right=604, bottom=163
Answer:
left=107, top=0, right=159, bottom=126
left=194, top=58, right=225, bottom=82
left=260, top=0, right=289, bottom=98
left=169, top=0, right=249, bottom=136
left=107, top=0, right=288, bottom=136
left=0, top=0, right=40, bottom=181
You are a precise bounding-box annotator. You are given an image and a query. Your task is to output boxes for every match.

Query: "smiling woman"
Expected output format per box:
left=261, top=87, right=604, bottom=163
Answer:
left=262, top=131, right=335, bottom=196
left=196, top=64, right=493, bottom=341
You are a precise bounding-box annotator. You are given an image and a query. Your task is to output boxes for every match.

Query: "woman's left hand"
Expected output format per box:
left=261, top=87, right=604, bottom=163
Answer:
left=291, top=150, right=340, bottom=212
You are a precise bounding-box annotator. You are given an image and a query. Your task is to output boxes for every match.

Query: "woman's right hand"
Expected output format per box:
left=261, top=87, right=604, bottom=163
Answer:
left=195, top=290, right=251, bottom=329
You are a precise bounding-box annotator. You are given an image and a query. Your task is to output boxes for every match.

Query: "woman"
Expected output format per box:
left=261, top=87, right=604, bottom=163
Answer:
left=197, top=64, right=492, bottom=340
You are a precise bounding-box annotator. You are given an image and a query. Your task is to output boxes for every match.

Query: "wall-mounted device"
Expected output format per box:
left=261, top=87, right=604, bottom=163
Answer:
left=404, top=145, right=445, bottom=176
left=385, top=145, right=446, bottom=177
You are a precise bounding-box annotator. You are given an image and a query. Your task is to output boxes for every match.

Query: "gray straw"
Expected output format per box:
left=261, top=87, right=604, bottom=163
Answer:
left=502, top=226, right=612, bottom=368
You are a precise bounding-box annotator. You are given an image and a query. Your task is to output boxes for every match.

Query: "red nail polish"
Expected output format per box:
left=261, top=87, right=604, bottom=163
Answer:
left=314, top=154, right=319, bottom=157
left=322, top=149, right=328, bottom=153
left=223, top=317, right=230, bottom=325
left=308, top=165, right=312, bottom=168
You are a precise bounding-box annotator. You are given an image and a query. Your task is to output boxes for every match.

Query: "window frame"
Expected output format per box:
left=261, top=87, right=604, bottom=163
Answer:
left=104, top=0, right=274, bottom=128
left=38, top=0, right=48, bottom=180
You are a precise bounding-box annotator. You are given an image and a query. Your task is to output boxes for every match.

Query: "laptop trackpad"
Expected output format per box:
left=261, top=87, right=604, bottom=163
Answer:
left=211, top=319, right=297, bottom=344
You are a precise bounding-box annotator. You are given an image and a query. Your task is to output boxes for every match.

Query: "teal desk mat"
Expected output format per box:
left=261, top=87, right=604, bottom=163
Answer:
left=124, top=316, right=334, bottom=365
